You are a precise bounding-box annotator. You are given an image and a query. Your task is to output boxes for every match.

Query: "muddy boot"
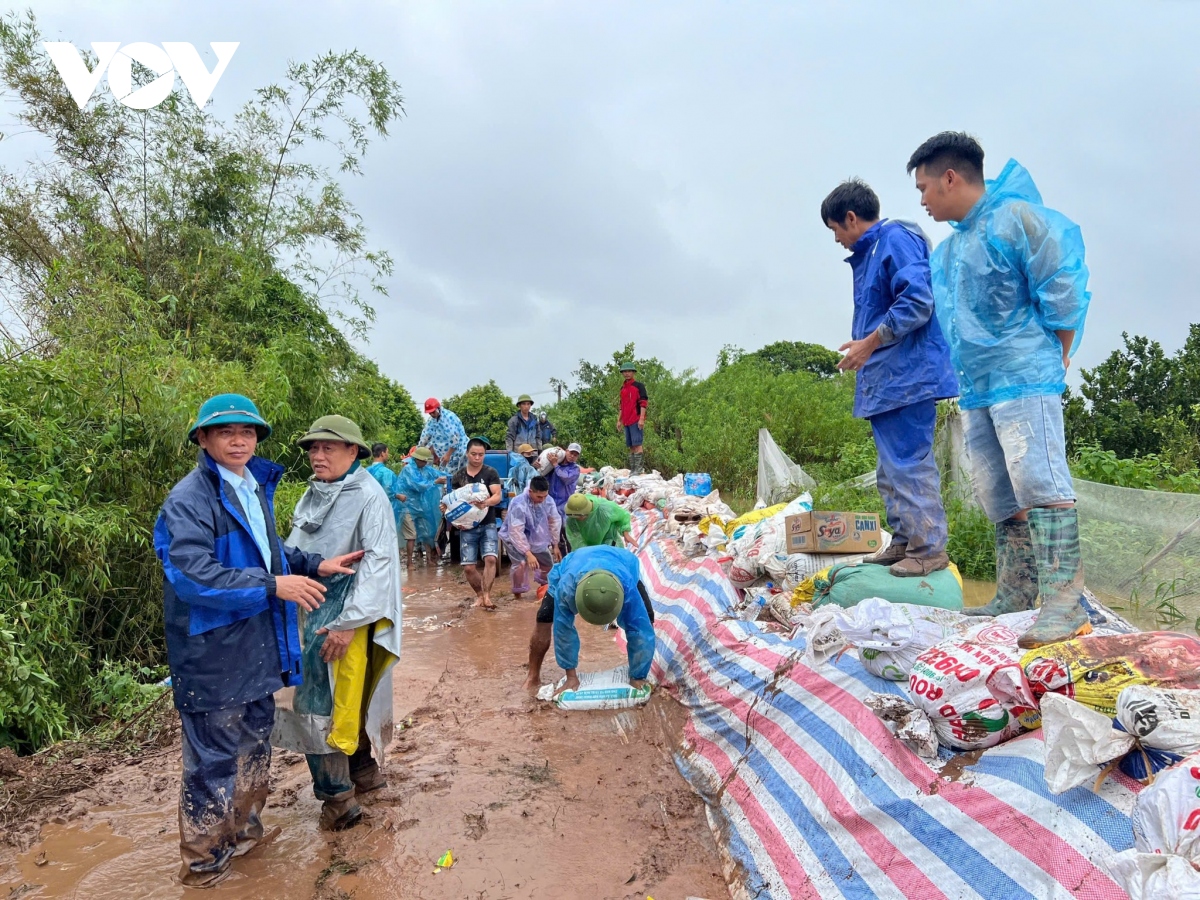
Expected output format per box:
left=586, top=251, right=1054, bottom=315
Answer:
left=350, top=754, right=387, bottom=795
left=631, top=452, right=645, bottom=476
left=890, top=550, right=950, bottom=577
left=974, top=518, right=1038, bottom=616
left=627, top=451, right=637, bottom=474
left=319, top=796, right=364, bottom=831
left=862, top=541, right=907, bottom=566
left=1017, top=507, right=1092, bottom=650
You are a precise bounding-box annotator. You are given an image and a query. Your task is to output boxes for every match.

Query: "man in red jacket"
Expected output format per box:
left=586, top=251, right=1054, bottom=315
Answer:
left=618, top=362, right=648, bottom=475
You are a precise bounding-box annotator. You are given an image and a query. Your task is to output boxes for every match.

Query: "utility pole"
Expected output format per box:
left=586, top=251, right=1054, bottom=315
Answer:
left=549, top=377, right=566, bottom=404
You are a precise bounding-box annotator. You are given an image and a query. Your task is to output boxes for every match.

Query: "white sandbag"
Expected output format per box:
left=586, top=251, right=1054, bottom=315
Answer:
left=1104, top=750, right=1200, bottom=899
left=1041, top=686, right=1200, bottom=794
left=906, top=636, right=1040, bottom=750
left=536, top=665, right=652, bottom=710
left=440, top=482, right=491, bottom=529
left=834, top=599, right=971, bottom=682
left=864, top=693, right=939, bottom=759
left=781, top=533, right=893, bottom=589
left=536, top=447, right=566, bottom=475
left=796, top=606, right=846, bottom=666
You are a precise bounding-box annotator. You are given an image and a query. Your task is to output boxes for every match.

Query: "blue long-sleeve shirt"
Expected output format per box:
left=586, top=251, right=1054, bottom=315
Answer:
left=547, top=545, right=656, bottom=680
left=930, top=159, right=1090, bottom=409
left=846, top=219, right=958, bottom=419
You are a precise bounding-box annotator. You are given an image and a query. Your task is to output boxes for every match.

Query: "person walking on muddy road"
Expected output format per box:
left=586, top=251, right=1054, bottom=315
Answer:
left=395, top=446, right=446, bottom=568
left=523, top=545, right=656, bottom=694
left=418, top=397, right=468, bottom=474
left=822, top=178, right=958, bottom=578
left=618, top=362, right=649, bottom=475
left=563, top=493, right=636, bottom=551
left=908, top=131, right=1092, bottom=649
left=452, top=438, right=504, bottom=609
left=499, top=475, right=562, bottom=600
left=277, top=415, right=403, bottom=832
left=505, top=394, right=542, bottom=451
left=153, top=394, right=362, bottom=887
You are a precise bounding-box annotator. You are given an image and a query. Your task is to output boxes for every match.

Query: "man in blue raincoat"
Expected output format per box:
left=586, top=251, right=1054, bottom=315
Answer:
left=395, top=446, right=446, bottom=567
left=154, top=394, right=361, bottom=886
left=522, top=545, right=656, bottom=694
left=822, top=179, right=958, bottom=576
left=908, top=132, right=1091, bottom=649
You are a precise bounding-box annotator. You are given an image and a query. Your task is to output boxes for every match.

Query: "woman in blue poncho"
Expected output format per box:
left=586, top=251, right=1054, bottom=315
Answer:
left=395, top=447, right=446, bottom=568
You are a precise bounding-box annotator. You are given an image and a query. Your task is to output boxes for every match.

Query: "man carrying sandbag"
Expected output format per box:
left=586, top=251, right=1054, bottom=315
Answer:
left=908, top=132, right=1091, bottom=648
left=451, top=437, right=503, bottom=609
left=821, top=179, right=958, bottom=577
left=563, top=493, right=636, bottom=550
left=522, top=545, right=656, bottom=694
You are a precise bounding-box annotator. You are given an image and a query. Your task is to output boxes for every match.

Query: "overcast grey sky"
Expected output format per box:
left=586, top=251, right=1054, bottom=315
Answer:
left=13, top=1, right=1200, bottom=406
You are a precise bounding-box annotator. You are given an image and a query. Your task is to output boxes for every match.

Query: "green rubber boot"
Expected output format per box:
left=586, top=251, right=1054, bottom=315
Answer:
left=974, top=518, right=1038, bottom=616
left=631, top=452, right=645, bottom=476
left=1017, top=507, right=1092, bottom=650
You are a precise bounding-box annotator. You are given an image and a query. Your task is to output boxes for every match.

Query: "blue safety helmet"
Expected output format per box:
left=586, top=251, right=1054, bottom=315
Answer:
left=187, top=393, right=272, bottom=444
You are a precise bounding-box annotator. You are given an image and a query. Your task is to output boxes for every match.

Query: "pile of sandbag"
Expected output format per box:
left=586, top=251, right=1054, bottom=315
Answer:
left=724, top=494, right=812, bottom=587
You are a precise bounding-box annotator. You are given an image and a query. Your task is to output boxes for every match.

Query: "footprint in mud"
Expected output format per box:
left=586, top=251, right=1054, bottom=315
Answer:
left=463, top=811, right=486, bottom=840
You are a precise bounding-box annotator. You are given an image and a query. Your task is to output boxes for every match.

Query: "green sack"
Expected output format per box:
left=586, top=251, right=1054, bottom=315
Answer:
left=812, top=562, right=964, bottom=611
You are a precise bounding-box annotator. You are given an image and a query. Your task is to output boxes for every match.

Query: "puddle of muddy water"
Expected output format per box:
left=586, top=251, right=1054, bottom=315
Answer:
left=2, top=562, right=729, bottom=900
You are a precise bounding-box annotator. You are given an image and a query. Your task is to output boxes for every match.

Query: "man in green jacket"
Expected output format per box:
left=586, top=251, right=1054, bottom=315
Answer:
left=563, top=494, right=636, bottom=551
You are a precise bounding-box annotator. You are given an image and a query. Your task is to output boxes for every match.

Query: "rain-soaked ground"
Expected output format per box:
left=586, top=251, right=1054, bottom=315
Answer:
left=0, top=563, right=730, bottom=900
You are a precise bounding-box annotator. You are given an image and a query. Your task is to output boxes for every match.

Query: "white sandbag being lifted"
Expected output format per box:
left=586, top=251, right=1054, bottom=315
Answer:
left=757, top=428, right=815, bottom=506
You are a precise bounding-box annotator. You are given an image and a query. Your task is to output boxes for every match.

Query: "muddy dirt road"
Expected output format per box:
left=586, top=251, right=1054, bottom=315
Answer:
left=0, top=565, right=730, bottom=900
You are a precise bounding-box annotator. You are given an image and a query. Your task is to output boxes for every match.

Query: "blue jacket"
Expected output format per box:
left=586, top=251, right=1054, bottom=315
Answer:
left=154, top=452, right=323, bottom=713
left=930, top=159, right=1090, bottom=409
left=846, top=219, right=958, bottom=419
left=548, top=545, right=656, bottom=680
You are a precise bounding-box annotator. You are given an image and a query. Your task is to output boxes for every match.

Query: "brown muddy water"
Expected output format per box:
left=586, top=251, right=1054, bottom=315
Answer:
left=0, top=564, right=729, bottom=900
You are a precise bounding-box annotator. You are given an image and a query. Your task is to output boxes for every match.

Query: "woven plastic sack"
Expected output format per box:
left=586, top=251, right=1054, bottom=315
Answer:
left=440, top=482, right=491, bottom=530
left=813, top=561, right=964, bottom=611
left=536, top=665, right=651, bottom=710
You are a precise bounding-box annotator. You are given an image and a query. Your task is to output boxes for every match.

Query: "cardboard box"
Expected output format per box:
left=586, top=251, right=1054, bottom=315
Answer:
left=784, top=511, right=883, bottom=555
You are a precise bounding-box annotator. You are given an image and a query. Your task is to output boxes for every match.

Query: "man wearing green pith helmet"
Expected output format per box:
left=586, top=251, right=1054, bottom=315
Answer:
left=522, top=545, right=657, bottom=694
left=563, top=493, right=636, bottom=550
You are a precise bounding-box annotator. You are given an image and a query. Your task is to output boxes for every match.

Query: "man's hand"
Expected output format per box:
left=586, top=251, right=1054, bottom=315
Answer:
left=551, top=545, right=562, bottom=563
left=396, top=493, right=408, bottom=502
left=630, top=678, right=650, bottom=691
left=526, top=551, right=539, bottom=569
left=274, top=575, right=327, bottom=611
left=554, top=670, right=581, bottom=697
left=837, top=331, right=882, bottom=372
left=623, top=532, right=637, bottom=548
left=435, top=476, right=447, bottom=485
left=441, top=449, right=453, bottom=466
left=317, top=551, right=363, bottom=577
left=316, top=627, right=354, bottom=662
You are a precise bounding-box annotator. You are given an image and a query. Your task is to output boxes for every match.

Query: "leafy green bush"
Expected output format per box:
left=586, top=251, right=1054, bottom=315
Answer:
left=1071, top=443, right=1200, bottom=494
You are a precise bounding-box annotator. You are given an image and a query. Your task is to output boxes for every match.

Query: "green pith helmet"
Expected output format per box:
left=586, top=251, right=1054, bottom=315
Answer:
left=188, top=393, right=271, bottom=444
left=565, top=494, right=593, bottom=517
left=516, top=394, right=533, bottom=404
left=576, top=570, right=624, bottom=625
left=297, top=415, right=372, bottom=459
left=411, top=446, right=434, bottom=462
left=619, top=362, right=636, bottom=373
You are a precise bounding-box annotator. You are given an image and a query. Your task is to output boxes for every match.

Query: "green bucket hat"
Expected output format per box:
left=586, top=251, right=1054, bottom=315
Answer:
left=516, top=394, right=533, bottom=404
left=576, top=570, right=624, bottom=626
left=297, top=415, right=372, bottom=459
left=565, top=494, right=593, bottom=517
left=188, top=393, right=271, bottom=444
left=619, top=362, right=636, bottom=373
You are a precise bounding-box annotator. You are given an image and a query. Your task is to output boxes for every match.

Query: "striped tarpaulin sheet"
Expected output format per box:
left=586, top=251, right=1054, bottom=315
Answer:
left=638, top=536, right=1140, bottom=900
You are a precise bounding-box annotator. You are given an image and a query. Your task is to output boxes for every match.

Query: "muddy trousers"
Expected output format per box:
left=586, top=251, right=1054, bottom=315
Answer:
left=177, top=696, right=274, bottom=887
left=305, top=729, right=380, bottom=821
left=506, top=544, right=553, bottom=594
left=868, top=399, right=948, bottom=558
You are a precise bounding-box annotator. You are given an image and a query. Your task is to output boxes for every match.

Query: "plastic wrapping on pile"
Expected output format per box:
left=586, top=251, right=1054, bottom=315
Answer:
left=1104, top=749, right=1200, bottom=899
left=1040, top=686, right=1200, bottom=794
left=757, top=428, right=815, bottom=506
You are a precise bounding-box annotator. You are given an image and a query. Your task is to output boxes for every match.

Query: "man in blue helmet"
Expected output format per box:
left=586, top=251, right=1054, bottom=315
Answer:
left=908, top=132, right=1092, bottom=649
left=154, top=394, right=362, bottom=887
left=522, top=545, right=656, bottom=694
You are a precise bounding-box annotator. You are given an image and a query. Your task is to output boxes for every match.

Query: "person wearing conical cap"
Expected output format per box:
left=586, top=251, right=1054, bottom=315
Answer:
left=522, top=544, right=656, bottom=695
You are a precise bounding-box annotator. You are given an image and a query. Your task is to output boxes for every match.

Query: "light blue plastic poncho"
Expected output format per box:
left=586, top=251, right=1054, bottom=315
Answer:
left=366, top=461, right=403, bottom=525
left=930, top=159, right=1090, bottom=410
left=395, top=458, right=443, bottom=547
